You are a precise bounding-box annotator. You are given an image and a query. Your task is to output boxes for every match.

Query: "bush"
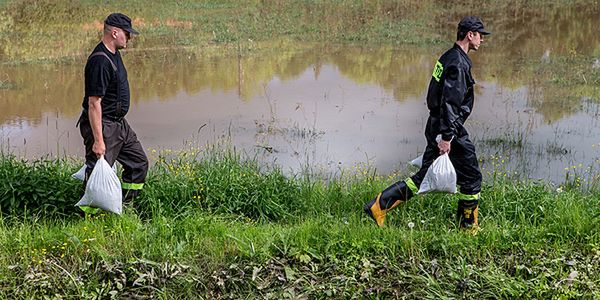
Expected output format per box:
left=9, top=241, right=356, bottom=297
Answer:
left=0, top=154, right=82, bottom=218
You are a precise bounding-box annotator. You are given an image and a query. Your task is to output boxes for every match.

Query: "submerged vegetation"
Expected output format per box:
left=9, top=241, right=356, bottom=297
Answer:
left=1, top=148, right=599, bottom=298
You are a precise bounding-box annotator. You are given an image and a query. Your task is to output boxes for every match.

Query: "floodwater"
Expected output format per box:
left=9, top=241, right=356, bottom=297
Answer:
left=1, top=6, right=600, bottom=184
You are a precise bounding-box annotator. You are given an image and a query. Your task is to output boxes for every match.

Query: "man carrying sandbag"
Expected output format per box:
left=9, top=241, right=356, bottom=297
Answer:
left=78, top=13, right=148, bottom=205
left=364, top=16, right=490, bottom=233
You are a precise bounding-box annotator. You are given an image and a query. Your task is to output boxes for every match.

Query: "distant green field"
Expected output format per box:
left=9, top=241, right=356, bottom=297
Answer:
left=1, top=0, right=596, bottom=62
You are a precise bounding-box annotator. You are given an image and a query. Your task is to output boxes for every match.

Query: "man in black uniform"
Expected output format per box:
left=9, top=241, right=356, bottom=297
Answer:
left=79, top=13, right=148, bottom=204
left=364, top=16, right=490, bottom=232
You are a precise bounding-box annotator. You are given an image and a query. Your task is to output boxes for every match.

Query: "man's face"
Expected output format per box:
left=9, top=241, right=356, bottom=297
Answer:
left=468, top=31, right=483, bottom=51
left=113, top=27, right=131, bottom=50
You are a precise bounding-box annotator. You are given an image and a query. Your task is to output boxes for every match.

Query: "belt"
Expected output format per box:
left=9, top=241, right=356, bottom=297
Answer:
left=80, top=109, right=124, bottom=122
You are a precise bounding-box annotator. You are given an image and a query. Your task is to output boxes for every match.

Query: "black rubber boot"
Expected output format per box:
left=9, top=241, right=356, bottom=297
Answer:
left=122, top=189, right=141, bottom=205
left=457, top=199, right=479, bottom=231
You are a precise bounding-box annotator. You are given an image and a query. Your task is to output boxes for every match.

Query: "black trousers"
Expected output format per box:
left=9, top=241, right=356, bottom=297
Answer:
left=79, top=115, right=148, bottom=189
left=410, top=116, right=482, bottom=195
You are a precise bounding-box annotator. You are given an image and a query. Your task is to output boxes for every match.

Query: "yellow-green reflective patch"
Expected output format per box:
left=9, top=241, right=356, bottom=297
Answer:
left=432, top=61, right=443, bottom=82
left=405, top=178, right=419, bottom=195
left=457, top=192, right=480, bottom=200
left=122, top=182, right=144, bottom=190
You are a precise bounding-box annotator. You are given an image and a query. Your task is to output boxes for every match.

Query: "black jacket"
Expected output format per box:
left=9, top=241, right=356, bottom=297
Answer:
left=426, top=43, right=475, bottom=141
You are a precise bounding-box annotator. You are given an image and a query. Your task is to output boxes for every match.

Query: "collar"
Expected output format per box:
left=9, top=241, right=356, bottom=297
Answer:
left=100, top=41, right=118, bottom=56
left=453, top=43, right=472, bottom=68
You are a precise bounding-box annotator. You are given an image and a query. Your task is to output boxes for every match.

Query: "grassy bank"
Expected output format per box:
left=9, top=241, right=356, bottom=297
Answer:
left=1, top=149, right=599, bottom=298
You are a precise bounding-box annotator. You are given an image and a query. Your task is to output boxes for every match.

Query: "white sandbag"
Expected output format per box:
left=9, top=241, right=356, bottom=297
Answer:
left=76, top=156, right=122, bottom=214
left=408, top=154, right=423, bottom=168
left=72, top=165, right=87, bottom=181
left=418, top=153, right=457, bottom=194
left=72, top=163, right=117, bottom=181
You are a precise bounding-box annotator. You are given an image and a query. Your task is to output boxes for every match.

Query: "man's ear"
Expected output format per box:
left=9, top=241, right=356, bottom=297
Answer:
left=467, top=31, right=477, bottom=41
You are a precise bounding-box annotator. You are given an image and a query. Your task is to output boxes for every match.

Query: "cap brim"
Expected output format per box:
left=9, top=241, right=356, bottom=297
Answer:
left=479, top=29, right=491, bottom=35
left=124, top=27, right=140, bottom=35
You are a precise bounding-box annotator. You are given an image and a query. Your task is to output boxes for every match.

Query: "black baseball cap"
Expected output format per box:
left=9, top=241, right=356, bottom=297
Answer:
left=458, top=16, right=490, bottom=35
left=104, top=13, right=139, bottom=35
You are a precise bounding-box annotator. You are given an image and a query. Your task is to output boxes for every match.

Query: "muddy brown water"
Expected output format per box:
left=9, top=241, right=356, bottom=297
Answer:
left=1, top=6, right=600, bottom=184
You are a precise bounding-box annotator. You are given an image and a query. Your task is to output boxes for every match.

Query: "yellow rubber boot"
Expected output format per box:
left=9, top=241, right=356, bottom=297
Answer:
left=364, top=193, right=403, bottom=227
left=364, top=180, right=415, bottom=227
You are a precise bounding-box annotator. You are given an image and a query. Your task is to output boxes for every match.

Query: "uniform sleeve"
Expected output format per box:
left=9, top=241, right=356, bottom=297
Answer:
left=85, top=57, right=112, bottom=97
left=439, top=64, right=467, bottom=141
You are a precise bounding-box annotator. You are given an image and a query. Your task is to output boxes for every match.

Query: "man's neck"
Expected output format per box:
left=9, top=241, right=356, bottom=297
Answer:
left=101, top=38, right=116, bottom=54
left=455, top=40, right=469, bottom=55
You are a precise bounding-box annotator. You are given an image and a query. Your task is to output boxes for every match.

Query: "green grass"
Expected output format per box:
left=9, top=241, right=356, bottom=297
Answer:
left=0, top=147, right=599, bottom=298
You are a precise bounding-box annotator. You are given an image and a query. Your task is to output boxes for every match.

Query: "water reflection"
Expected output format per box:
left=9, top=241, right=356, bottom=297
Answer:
left=1, top=42, right=596, bottom=126
left=488, top=3, right=600, bottom=57
left=0, top=45, right=434, bottom=124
